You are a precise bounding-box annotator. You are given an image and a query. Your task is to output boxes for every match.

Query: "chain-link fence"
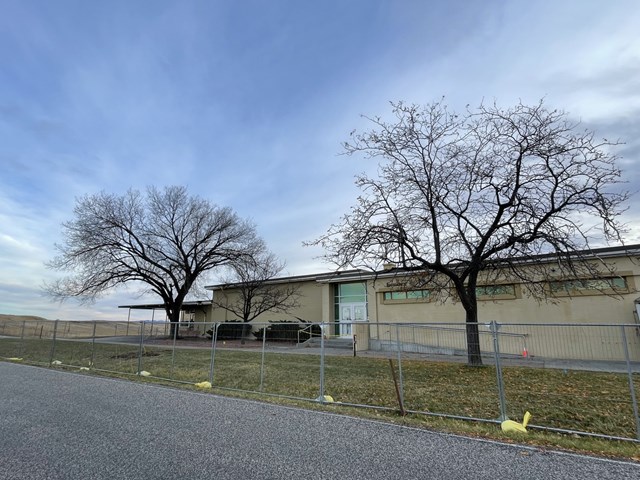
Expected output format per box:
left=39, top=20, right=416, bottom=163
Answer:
left=1, top=319, right=638, bottom=442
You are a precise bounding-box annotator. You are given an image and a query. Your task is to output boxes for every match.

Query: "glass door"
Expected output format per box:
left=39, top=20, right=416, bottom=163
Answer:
left=338, top=303, right=367, bottom=337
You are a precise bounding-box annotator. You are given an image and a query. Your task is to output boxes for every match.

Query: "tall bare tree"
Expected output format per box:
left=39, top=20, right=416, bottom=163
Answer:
left=46, top=186, right=258, bottom=337
left=211, top=241, right=301, bottom=342
left=312, top=100, right=629, bottom=365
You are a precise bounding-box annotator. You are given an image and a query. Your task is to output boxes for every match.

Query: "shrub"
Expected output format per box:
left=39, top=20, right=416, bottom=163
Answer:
left=205, top=321, right=245, bottom=340
left=252, top=320, right=322, bottom=343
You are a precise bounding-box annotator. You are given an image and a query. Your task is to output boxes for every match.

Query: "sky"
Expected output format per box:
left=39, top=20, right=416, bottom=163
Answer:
left=1, top=0, right=639, bottom=321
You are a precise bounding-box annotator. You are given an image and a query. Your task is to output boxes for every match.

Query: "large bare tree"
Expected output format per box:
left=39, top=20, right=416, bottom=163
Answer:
left=46, top=186, right=258, bottom=337
left=211, top=241, right=301, bottom=342
left=313, top=100, right=629, bottom=365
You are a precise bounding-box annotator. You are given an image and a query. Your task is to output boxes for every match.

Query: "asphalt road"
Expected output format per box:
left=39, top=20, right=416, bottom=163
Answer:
left=0, top=362, right=638, bottom=480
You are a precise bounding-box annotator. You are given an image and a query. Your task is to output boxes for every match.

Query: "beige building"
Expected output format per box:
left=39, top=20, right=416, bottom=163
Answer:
left=203, top=244, right=640, bottom=361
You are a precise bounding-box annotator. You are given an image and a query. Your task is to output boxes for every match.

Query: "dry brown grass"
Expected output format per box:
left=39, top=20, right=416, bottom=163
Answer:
left=0, top=315, right=166, bottom=338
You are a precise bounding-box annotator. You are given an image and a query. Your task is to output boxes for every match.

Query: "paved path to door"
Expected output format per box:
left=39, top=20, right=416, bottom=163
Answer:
left=1, top=362, right=638, bottom=480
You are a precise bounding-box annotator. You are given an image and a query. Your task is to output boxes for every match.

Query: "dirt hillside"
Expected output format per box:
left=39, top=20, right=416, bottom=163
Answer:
left=0, top=314, right=51, bottom=323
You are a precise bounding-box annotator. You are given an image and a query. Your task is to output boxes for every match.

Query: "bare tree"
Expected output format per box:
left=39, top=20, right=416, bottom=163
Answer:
left=312, top=100, right=629, bottom=365
left=211, top=241, right=301, bottom=342
left=46, top=186, right=258, bottom=337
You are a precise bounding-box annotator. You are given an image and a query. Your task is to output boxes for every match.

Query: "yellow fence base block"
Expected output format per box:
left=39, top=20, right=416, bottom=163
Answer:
left=194, top=381, right=212, bottom=389
left=137, top=371, right=151, bottom=377
left=501, top=411, right=532, bottom=433
left=51, top=360, right=62, bottom=365
left=315, top=395, right=335, bottom=403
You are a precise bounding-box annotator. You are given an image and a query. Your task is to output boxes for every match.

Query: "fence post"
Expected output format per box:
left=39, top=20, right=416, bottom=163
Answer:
left=318, top=322, right=325, bottom=402
left=490, top=321, right=508, bottom=422
left=395, top=324, right=405, bottom=408
left=208, top=323, right=218, bottom=384
left=137, top=321, right=145, bottom=375
left=90, top=321, right=97, bottom=368
left=171, top=321, right=178, bottom=372
left=620, top=325, right=640, bottom=440
left=18, top=320, right=26, bottom=357
left=48, top=320, right=59, bottom=366
left=259, top=323, right=267, bottom=392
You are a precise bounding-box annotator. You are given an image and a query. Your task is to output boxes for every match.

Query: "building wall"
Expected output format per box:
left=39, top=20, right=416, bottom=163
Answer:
left=373, top=257, right=638, bottom=323
left=369, top=256, right=640, bottom=360
left=208, top=280, right=327, bottom=325
left=373, top=278, right=639, bottom=324
left=203, top=255, right=640, bottom=360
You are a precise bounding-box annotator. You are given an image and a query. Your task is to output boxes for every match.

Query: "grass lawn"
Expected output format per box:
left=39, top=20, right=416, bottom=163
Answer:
left=1, top=336, right=638, bottom=461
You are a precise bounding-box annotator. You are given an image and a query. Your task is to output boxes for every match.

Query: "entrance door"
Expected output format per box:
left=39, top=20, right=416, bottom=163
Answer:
left=338, top=303, right=367, bottom=337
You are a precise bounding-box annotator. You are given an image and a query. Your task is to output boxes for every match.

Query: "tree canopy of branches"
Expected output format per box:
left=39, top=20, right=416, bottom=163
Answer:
left=211, top=242, right=300, bottom=341
left=313, top=100, right=629, bottom=365
left=46, top=186, right=258, bottom=336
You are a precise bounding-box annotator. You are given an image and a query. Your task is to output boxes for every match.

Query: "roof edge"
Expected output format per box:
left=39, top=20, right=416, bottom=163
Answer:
left=205, top=243, right=640, bottom=289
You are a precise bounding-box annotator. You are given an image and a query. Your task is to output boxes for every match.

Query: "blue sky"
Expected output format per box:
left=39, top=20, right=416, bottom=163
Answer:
left=1, top=0, right=639, bottom=320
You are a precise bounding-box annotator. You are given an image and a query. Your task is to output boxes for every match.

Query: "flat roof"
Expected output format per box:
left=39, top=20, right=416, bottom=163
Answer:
left=205, top=269, right=368, bottom=290
left=118, top=300, right=212, bottom=310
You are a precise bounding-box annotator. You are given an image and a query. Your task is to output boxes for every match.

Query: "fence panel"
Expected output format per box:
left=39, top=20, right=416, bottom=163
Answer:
left=2, top=318, right=639, bottom=441
left=90, top=322, right=144, bottom=375
left=250, top=322, right=321, bottom=400
left=17, top=320, right=56, bottom=365
left=0, top=319, right=26, bottom=359
left=321, top=322, right=397, bottom=410
left=129, top=321, right=206, bottom=383
left=498, top=323, right=640, bottom=440
left=205, top=323, right=264, bottom=393
left=50, top=321, right=94, bottom=368
left=391, top=323, right=502, bottom=421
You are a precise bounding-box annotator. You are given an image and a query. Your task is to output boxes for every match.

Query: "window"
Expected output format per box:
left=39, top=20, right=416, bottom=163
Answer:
left=476, top=284, right=517, bottom=300
left=382, top=289, right=430, bottom=303
left=335, top=282, right=367, bottom=303
left=334, top=282, right=367, bottom=320
left=549, top=276, right=628, bottom=296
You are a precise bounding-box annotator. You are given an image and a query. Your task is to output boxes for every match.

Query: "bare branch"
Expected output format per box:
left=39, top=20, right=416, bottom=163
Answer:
left=311, top=99, right=630, bottom=365
left=211, top=241, right=301, bottom=324
left=45, top=186, right=259, bottom=333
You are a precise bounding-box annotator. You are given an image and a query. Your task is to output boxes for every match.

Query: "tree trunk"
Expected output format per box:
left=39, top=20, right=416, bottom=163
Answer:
left=465, top=309, right=483, bottom=366
left=240, top=322, right=251, bottom=345
left=168, top=309, right=181, bottom=339
left=169, top=322, right=178, bottom=339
